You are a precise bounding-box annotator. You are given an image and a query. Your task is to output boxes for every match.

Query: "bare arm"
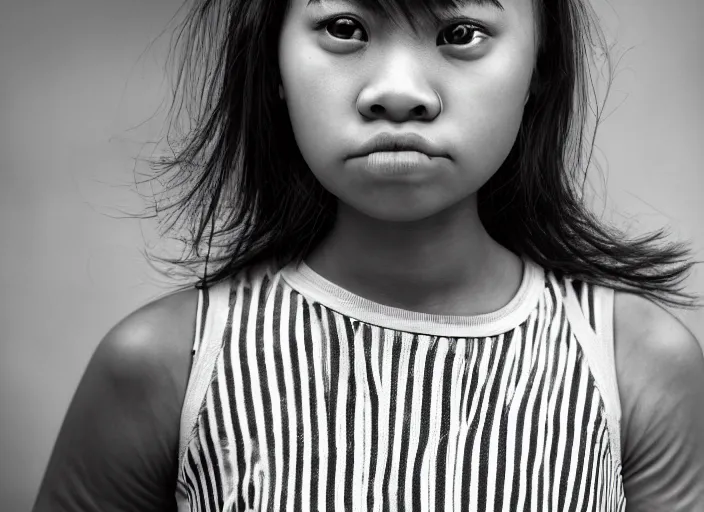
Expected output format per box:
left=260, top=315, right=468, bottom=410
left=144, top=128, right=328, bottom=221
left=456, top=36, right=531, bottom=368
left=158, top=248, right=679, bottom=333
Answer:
left=32, top=289, right=198, bottom=512
left=615, top=292, right=704, bottom=511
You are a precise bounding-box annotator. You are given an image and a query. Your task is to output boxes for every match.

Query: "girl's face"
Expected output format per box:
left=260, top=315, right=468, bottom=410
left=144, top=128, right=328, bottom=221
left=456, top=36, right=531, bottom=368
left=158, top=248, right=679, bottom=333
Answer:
left=278, top=0, right=537, bottom=222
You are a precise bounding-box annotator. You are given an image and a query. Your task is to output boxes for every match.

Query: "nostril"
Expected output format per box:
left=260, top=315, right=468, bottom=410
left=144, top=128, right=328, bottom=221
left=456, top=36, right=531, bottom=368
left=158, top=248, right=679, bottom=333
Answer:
left=371, top=104, right=384, bottom=115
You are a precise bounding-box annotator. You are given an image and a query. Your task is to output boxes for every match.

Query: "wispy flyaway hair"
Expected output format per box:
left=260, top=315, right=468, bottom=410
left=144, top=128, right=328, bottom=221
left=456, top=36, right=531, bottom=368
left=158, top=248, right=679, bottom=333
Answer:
left=140, top=0, right=699, bottom=308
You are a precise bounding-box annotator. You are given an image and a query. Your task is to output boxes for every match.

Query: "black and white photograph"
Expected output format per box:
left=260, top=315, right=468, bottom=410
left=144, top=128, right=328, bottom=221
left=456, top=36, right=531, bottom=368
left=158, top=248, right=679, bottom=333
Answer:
left=2, top=0, right=703, bottom=510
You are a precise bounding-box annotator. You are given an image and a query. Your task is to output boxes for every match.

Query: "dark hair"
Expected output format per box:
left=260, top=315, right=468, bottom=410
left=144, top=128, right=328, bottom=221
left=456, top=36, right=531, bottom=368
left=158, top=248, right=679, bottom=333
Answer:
left=138, top=0, right=699, bottom=308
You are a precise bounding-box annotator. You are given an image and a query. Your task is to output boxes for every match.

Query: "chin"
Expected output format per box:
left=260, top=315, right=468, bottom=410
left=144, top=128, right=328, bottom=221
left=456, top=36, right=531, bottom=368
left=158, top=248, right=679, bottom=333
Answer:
left=345, top=198, right=454, bottom=224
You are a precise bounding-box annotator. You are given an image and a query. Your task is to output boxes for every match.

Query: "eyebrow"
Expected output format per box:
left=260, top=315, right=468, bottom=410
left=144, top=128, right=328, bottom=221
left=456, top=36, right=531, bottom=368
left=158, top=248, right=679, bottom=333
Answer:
left=306, top=0, right=505, bottom=12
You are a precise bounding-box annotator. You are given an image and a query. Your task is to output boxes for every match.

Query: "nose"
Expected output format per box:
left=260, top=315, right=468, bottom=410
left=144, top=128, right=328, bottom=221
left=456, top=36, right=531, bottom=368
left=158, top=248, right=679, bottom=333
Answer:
left=356, top=54, right=442, bottom=123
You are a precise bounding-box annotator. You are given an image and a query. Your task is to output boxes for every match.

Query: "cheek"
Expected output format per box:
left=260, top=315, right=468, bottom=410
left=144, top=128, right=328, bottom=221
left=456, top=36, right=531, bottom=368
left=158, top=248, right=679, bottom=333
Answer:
left=285, top=85, right=335, bottom=158
left=281, top=66, right=345, bottom=172
left=279, top=29, right=325, bottom=163
left=449, top=59, right=533, bottom=181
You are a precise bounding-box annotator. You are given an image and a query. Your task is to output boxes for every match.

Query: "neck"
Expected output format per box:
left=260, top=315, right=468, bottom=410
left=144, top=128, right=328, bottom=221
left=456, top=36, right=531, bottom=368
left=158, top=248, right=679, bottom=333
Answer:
left=304, top=196, right=524, bottom=316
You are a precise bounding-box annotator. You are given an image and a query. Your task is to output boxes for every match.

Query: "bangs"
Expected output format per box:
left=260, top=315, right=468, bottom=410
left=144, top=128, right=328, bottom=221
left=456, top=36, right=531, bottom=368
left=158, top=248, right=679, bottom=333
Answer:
left=306, top=0, right=504, bottom=32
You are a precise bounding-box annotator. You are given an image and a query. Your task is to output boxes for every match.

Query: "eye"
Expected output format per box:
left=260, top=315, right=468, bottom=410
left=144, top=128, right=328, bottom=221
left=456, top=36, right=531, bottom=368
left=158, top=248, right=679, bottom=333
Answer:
left=321, top=16, right=368, bottom=42
left=315, top=16, right=490, bottom=48
left=437, top=23, right=489, bottom=47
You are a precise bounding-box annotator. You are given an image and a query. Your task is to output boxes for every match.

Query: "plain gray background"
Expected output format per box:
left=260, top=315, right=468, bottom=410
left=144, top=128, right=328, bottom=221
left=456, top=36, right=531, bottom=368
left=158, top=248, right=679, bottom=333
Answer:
left=1, top=0, right=702, bottom=509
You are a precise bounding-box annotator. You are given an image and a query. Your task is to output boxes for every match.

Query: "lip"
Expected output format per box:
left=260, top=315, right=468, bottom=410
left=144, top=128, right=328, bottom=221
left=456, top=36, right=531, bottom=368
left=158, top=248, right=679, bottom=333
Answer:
left=350, top=132, right=448, bottom=159
left=360, top=151, right=442, bottom=177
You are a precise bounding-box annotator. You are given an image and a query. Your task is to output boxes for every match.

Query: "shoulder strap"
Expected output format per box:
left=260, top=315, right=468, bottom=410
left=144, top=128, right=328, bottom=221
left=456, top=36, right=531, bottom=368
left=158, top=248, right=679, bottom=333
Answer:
left=562, top=279, right=623, bottom=469
left=177, top=278, right=234, bottom=470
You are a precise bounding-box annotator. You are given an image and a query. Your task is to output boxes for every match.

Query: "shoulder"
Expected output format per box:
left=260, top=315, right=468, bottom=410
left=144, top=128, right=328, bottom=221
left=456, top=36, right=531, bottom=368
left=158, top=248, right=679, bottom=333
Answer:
left=90, top=286, right=202, bottom=459
left=613, top=292, right=702, bottom=391
left=32, top=286, right=200, bottom=511
left=612, top=291, right=704, bottom=509
left=613, top=292, right=702, bottom=409
left=101, top=286, right=200, bottom=394
left=90, top=284, right=201, bottom=456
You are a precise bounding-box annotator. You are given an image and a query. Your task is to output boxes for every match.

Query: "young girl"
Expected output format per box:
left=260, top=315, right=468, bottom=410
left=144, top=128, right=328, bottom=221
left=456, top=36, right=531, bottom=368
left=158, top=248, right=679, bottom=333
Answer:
left=33, top=0, right=704, bottom=510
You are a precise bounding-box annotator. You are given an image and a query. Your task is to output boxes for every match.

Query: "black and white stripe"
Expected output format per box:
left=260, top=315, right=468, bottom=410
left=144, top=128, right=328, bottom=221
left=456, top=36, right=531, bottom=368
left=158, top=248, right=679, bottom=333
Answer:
left=176, top=263, right=626, bottom=511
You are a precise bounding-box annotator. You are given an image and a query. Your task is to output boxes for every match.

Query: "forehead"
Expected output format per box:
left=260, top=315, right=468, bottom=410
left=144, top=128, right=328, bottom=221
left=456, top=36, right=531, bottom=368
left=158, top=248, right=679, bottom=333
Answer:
left=303, top=0, right=507, bottom=30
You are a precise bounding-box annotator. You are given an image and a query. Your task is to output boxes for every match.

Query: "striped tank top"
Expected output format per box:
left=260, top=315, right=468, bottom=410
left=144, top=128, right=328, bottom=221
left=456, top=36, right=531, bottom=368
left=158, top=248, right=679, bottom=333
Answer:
left=175, top=256, right=627, bottom=511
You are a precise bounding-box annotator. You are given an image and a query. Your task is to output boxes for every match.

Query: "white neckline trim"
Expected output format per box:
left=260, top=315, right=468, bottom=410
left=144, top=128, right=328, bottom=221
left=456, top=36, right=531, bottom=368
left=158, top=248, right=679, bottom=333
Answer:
left=280, top=256, right=546, bottom=337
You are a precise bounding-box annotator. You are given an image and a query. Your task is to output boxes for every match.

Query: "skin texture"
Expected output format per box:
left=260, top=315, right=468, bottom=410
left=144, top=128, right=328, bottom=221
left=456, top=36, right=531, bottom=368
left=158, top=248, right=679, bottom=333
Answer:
left=278, top=0, right=534, bottom=316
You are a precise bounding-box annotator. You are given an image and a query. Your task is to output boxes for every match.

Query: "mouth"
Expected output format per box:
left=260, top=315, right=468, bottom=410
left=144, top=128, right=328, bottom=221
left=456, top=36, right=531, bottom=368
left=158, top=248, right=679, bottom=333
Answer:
left=348, top=148, right=451, bottom=179
left=351, top=132, right=448, bottom=159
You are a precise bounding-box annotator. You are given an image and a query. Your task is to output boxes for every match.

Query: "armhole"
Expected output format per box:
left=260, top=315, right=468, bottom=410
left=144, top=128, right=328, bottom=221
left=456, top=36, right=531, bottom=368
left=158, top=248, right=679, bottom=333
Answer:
left=176, top=278, right=233, bottom=473
left=562, top=280, right=623, bottom=469
left=595, top=285, right=623, bottom=465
